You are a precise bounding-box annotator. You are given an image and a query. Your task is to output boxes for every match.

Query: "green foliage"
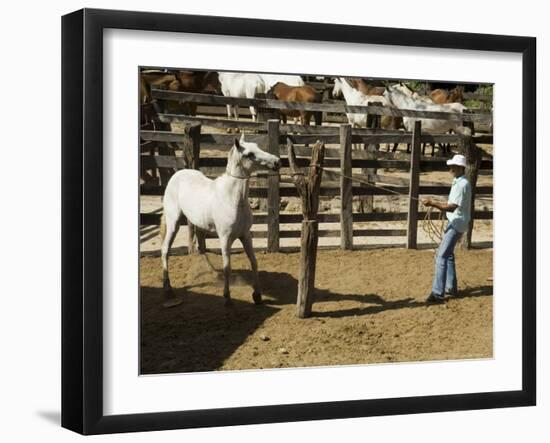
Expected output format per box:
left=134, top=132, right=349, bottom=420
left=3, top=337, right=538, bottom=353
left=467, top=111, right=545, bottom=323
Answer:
left=403, top=80, right=422, bottom=91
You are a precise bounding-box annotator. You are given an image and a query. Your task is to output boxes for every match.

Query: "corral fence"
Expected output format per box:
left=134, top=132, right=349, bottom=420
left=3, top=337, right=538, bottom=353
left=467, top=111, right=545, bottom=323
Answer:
left=140, top=87, right=493, bottom=252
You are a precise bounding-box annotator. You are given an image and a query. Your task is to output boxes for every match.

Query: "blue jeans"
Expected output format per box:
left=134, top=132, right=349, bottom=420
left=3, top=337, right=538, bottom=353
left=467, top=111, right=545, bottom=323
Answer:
left=431, top=224, right=463, bottom=296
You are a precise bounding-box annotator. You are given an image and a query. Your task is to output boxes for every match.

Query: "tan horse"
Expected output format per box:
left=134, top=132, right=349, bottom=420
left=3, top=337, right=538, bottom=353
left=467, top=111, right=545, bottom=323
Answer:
left=268, top=82, right=321, bottom=125
left=349, top=78, right=386, bottom=96
left=140, top=71, right=177, bottom=104
left=430, top=86, right=464, bottom=104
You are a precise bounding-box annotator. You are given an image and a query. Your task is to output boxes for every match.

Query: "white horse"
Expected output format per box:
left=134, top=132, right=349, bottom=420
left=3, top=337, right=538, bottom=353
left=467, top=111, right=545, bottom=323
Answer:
left=384, top=84, right=470, bottom=155
left=259, top=74, right=304, bottom=91
left=332, top=78, right=343, bottom=98
left=335, top=78, right=391, bottom=128
left=218, top=72, right=266, bottom=122
left=336, top=78, right=394, bottom=148
left=384, top=84, right=468, bottom=134
left=392, top=82, right=434, bottom=104
left=160, top=135, right=281, bottom=306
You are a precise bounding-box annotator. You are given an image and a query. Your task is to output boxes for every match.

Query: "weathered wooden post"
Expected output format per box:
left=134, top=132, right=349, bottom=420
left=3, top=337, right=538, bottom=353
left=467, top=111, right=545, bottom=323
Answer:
left=361, top=102, right=381, bottom=213
left=150, top=90, right=176, bottom=188
left=340, top=124, right=353, bottom=250
left=256, top=93, right=278, bottom=123
left=267, top=119, right=280, bottom=252
left=321, top=80, right=332, bottom=123
left=406, top=121, right=422, bottom=249
left=182, top=122, right=206, bottom=254
left=460, top=133, right=482, bottom=249
left=287, top=139, right=326, bottom=318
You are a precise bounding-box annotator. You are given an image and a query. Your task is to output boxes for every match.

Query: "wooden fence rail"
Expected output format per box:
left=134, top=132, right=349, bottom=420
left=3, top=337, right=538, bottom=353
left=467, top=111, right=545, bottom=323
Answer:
left=156, top=113, right=494, bottom=144
left=141, top=127, right=493, bottom=150
left=151, top=89, right=493, bottom=124
left=140, top=210, right=494, bottom=226
left=140, top=152, right=493, bottom=172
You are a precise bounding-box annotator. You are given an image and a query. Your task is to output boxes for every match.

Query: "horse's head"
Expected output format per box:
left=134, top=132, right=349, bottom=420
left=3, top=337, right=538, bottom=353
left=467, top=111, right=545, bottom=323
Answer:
left=266, top=82, right=282, bottom=99
left=383, top=83, right=395, bottom=103
left=393, top=82, right=413, bottom=96
left=332, top=78, right=343, bottom=98
left=230, top=135, right=281, bottom=176
left=449, top=85, right=464, bottom=103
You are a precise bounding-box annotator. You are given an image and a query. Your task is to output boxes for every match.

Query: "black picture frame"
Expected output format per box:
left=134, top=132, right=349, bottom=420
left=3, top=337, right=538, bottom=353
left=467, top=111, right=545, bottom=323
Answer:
left=62, top=8, right=536, bottom=435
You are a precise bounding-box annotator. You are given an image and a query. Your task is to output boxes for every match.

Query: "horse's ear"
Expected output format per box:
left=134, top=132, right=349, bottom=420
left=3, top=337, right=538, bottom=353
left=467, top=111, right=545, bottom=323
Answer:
left=234, top=138, right=243, bottom=152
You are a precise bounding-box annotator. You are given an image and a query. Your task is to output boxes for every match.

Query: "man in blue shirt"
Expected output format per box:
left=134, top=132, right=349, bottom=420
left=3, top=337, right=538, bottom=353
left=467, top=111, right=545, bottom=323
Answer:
left=422, top=154, right=472, bottom=303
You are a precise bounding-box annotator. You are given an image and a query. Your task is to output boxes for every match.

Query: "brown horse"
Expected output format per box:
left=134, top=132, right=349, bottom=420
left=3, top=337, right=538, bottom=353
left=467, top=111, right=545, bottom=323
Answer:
left=176, top=71, right=221, bottom=94
left=349, top=78, right=386, bottom=96
left=173, top=71, right=221, bottom=115
left=430, top=86, right=464, bottom=104
left=140, top=71, right=178, bottom=104
left=268, top=82, right=321, bottom=125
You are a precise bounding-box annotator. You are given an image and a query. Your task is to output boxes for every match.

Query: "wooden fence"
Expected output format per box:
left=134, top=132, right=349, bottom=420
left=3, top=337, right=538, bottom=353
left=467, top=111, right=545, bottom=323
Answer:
left=140, top=88, right=493, bottom=251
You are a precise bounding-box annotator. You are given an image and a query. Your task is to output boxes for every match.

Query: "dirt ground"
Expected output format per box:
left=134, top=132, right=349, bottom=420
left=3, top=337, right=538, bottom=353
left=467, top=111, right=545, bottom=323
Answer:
left=140, top=247, right=493, bottom=374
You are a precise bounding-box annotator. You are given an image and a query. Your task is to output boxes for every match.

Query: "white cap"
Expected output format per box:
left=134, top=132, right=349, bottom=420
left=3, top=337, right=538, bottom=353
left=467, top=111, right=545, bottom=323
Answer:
left=446, top=154, right=467, bottom=167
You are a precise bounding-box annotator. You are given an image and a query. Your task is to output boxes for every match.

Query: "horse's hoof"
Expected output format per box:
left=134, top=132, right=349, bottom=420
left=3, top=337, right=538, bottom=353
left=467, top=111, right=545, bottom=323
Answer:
left=252, top=291, right=262, bottom=305
left=224, top=298, right=234, bottom=307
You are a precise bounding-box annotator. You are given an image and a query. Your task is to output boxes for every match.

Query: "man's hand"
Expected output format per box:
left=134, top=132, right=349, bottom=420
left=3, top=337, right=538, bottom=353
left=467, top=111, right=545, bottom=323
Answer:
left=422, top=198, right=458, bottom=212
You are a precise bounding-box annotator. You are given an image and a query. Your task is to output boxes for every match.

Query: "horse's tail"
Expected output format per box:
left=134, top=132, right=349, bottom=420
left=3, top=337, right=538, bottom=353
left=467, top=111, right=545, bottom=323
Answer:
left=159, top=211, right=167, bottom=244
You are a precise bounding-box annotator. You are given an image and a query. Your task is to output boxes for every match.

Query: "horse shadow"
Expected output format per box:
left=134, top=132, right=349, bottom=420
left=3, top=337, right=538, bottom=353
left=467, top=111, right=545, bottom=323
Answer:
left=140, top=283, right=280, bottom=374
left=140, top=267, right=492, bottom=373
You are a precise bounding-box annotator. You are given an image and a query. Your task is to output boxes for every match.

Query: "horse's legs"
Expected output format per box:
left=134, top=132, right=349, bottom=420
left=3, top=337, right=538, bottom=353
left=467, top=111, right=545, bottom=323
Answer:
left=240, top=233, right=262, bottom=305
left=160, top=212, right=180, bottom=294
left=220, top=235, right=233, bottom=306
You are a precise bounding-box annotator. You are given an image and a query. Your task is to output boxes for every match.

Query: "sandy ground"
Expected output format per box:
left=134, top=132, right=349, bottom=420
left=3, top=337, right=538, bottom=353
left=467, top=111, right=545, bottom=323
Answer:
left=140, top=247, right=493, bottom=374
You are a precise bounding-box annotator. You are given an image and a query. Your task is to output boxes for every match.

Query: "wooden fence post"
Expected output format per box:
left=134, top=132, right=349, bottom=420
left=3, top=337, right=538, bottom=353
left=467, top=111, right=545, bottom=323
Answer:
left=340, top=124, right=353, bottom=250
left=321, top=84, right=331, bottom=124
left=407, top=121, right=422, bottom=249
left=267, top=119, right=280, bottom=252
left=256, top=93, right=278, bottom=123
left=150, top=97, right=176, bottom=188
left=287, top=139, right=325, bottom=318
left=361, top=103, right=381, bottom=213
left=183, top=123, right=205, bottom=254
left=460, top=134, right=482, bottom=249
